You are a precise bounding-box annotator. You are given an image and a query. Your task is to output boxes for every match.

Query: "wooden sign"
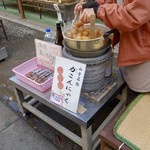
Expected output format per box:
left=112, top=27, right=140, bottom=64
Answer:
left=50, top=56, right=86, bottom=113
left=35, top=39, right=62, bottom=70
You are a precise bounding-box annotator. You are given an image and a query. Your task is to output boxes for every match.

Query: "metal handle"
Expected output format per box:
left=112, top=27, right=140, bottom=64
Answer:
left=103, top=29, right=118, bottom=38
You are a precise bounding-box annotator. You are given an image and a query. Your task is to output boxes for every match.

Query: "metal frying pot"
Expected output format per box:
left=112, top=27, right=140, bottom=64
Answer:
left=63, top=24, right=114, bottom=51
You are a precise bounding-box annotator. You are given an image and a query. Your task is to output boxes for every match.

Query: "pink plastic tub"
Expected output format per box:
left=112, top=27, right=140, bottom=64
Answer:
left=12, top=57, right=53, bottom=92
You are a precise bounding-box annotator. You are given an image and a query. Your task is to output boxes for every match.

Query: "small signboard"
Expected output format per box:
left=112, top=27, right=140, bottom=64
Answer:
left=50, top=56, right=86, bottom=113
left=35, top=39, right=62, bottom=70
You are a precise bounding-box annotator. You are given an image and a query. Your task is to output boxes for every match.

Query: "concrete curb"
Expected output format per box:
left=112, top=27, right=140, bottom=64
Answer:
left=0, top=11, right=47, bottom=32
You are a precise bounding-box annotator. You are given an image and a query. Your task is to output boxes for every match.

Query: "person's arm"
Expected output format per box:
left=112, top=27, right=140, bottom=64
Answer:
left=78, top=0, right=117, bottom=23
left=74, top=0, right=116, bottom=15
left=96, top=0, right=117, bottom=5
left=97, top=0, right=150, bottom=31
left=82, top=1, right=99, bottom=17
left=82, top=1, right=99, bottom=8
left=82, top=0, right=117, bottom=12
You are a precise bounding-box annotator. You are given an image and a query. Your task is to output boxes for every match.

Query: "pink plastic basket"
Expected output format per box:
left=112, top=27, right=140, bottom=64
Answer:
left=12, top=57, right=53, bottom=92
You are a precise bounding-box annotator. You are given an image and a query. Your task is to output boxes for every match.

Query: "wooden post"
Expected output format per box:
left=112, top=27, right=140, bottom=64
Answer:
left=17, top=0, right=25, bottom=18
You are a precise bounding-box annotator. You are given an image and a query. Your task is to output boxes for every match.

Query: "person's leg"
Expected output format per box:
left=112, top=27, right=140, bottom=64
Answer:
left=120, top=62, right=150, bottom=93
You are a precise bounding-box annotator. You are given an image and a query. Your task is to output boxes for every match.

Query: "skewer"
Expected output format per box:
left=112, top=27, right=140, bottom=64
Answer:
left=90, top=14, right=96, bottom=39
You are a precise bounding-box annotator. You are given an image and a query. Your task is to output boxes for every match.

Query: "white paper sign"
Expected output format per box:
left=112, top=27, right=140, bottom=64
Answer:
left=50, top=56, right=86, bottom=113
left=35, top=39, right=62, bottom=70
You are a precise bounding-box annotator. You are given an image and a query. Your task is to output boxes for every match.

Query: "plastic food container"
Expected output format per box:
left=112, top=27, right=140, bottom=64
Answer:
left=12, top=57, right=53, bottom=92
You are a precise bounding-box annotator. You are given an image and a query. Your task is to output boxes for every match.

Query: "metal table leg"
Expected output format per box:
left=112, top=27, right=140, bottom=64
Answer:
left=81, top=126, right=92, bottom=150
left=0, top=19, right=7, bottom=40
left=14, top=88, right=26, bottom=113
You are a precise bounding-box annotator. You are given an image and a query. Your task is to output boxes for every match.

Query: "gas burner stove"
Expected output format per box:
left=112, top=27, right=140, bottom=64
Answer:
left=82, top=76, right=117, bottom=103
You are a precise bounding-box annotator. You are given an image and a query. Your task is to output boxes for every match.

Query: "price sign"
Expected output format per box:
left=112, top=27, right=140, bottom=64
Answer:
left=50, top=56, right=86, bottom=113
left=51, top=92, right=63, bottom=106
left=35, top=39, right=62, bottom=70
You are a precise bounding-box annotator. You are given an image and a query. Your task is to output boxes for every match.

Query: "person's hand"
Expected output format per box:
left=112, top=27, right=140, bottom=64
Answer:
left=79, top=8, right=95, bottom=24
left=74, top=1, right=99, bottom=15
left=74, top=2, right=83, bottom=15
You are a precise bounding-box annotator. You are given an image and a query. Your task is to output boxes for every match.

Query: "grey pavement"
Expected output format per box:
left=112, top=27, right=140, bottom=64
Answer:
left=0, top=11, right=47, bottom=33
left=0, top=101, right=58, bottom=150
left=0, top=11, right=58, bottom=150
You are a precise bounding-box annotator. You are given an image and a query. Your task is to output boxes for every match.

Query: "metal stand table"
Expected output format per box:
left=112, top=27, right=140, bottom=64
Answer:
left=10, top=67, right=127, bottom=150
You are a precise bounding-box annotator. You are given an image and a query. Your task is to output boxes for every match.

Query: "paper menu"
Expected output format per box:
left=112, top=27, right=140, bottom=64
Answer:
left=35, top=39, right=62, bottom=70
left=50, top=56, right=86, bottom=113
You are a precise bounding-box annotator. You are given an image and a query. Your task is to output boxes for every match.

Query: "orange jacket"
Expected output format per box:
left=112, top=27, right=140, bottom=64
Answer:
left=96, top=0, right=150, bottom=66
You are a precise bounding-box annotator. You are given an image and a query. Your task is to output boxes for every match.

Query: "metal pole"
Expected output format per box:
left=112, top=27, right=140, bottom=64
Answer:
left=17, top=0, right=25, bottom=18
